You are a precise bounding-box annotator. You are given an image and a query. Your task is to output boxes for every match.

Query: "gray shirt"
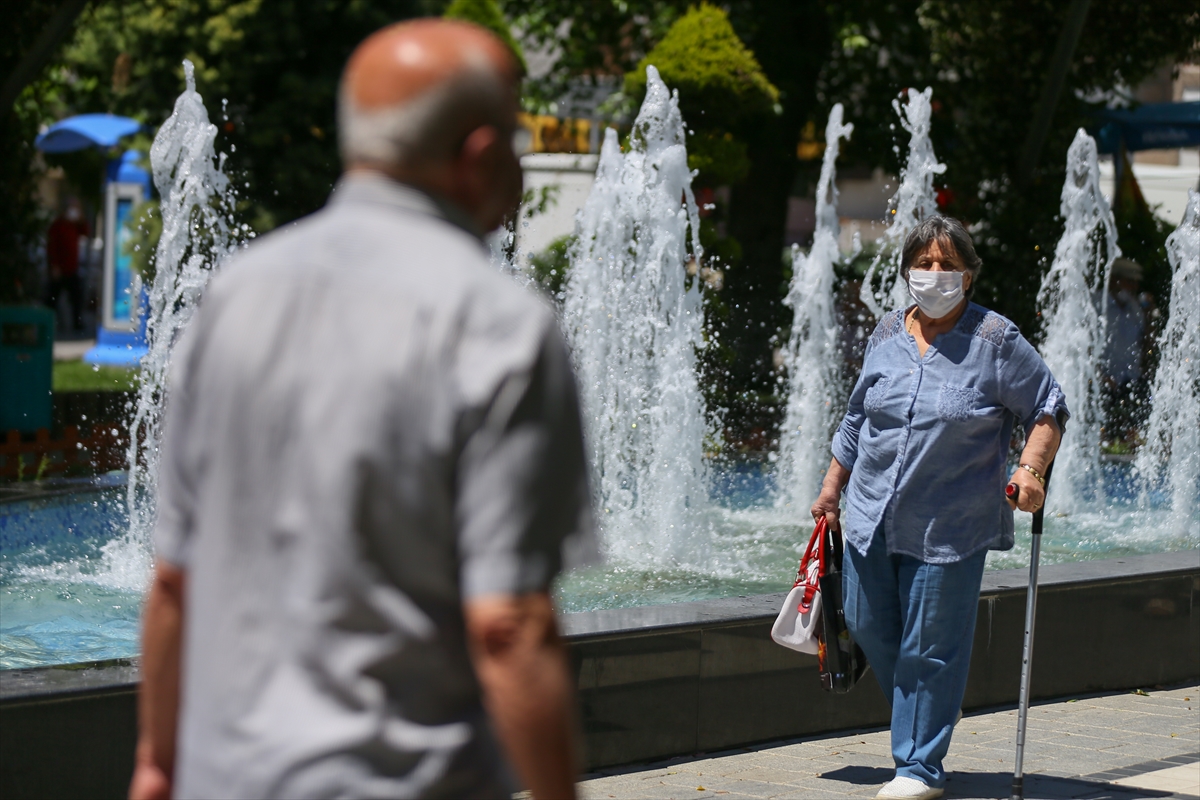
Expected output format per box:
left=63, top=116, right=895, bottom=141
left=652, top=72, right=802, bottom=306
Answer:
left=154, top=174, right=596, bottom=799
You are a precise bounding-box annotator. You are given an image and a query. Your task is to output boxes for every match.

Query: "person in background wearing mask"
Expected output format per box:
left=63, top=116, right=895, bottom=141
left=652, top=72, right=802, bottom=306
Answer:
left=1102, top=257, right=1148, bottom=445
left=45, top=196, right=90, bottom=333
left=809, top=215, right=1067, bottom=800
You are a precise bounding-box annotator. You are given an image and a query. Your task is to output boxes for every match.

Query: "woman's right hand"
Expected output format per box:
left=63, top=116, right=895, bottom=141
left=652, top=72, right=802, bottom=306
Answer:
left=810, top=486, right=842, bottom=532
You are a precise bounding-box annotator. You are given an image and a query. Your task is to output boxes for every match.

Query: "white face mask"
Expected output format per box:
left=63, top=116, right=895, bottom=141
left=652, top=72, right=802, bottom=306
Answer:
left=907, top=270, right=965, bottom=319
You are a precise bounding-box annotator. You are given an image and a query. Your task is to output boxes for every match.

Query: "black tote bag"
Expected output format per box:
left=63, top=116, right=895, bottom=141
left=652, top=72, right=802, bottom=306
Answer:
left=816, top=526, right=869, bottom=693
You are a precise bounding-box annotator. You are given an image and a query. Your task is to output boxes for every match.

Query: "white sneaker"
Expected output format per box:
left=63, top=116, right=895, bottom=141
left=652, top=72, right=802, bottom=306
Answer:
left=875, top=776, right=944, bottom=800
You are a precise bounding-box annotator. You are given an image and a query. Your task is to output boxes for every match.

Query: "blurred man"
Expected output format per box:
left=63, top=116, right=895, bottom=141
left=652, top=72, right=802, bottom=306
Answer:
left=1102, top=257, right=1148, bottom=443
left=131, top=19, right=595, bottom=800
left=45, top=196, right=89, bottom=333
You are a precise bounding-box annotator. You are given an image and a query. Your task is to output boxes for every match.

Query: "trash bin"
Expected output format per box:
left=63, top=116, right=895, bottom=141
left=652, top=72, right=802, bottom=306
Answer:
left=0, top=306, right=55, bottom=433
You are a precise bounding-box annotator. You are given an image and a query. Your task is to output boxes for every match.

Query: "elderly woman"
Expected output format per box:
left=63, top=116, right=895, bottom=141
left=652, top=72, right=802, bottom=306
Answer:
left=812, top=215, right=1067, bottom=800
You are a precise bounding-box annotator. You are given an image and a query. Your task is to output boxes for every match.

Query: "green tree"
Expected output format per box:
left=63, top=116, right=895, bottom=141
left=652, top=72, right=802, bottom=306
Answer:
left=1, top=1, right=86, bottom=303
left=26, top=0, right=437, bottom=236
left=443, top=0, right=526, bottom=73
left=819, top=0, right=1199, bottom=336
left=625, top=3, right=779, bottom=186
left=706, top=1, right=832, bottom=440
left=504, top=0, right=688, bottom=114
left=929, top=0, right=1198, bottom=335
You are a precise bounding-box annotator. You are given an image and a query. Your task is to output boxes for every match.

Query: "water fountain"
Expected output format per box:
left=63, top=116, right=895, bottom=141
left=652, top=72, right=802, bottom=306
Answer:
left=776, top=104, right=853, bottom=509
left=560, top=66, right=712, bottom=567
left=859, top=87, right=946, bottom=317
left=1136, top=189, right=1200, bottom=534
left=0, top=62, right=243, bottom=668
left=118, top=59, right=243, bottom=587
left=1036, top=129, right=1118, bottom=514
left=3, top=68, right=1197, bottom=672
left=487, top=219, right=533, bottom=288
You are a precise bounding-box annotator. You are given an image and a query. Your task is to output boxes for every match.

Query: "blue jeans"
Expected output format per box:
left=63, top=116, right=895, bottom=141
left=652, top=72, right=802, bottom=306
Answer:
left=843, top=525, right=988, bottom=788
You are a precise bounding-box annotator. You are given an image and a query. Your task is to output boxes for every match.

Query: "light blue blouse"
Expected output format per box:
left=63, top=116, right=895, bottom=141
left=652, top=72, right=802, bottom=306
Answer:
left=832, top=303, right=1069, bottom=563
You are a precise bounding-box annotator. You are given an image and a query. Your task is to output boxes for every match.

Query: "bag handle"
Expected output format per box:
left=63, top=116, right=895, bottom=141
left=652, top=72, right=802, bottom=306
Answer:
left=793, top=517, right=828, bottom=610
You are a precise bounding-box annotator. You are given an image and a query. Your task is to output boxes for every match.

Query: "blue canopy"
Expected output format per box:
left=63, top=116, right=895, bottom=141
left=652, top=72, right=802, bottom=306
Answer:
left=1095, top=101, right=1200, bottom=154
left=34, top=113, right=142, bottom=154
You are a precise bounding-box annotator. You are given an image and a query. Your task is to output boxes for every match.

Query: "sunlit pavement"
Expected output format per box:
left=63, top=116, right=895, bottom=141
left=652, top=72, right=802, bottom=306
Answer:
left=576, top=684, right=1199, bottom=799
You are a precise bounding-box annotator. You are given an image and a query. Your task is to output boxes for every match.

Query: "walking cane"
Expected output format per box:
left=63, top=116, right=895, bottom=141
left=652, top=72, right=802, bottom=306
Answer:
left=1008, top=460, right=1054, bottom=800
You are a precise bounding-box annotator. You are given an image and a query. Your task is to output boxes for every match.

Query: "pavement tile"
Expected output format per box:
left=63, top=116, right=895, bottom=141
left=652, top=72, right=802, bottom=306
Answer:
left=580, top=779, right=720, bottom=799
left=766, top=757, right=874, bottom=781
left=1095, top=741, right=1200, bottom=764
left=1026, top=732, right=1142, bottom=752
left=696, top=778, right=783, bottom=797
left=762, top=783, right=863, bottom=799
left=577, top=686, right=1200, bottom=800
left=1164, top=754, right=1200, bottom=764
left=1112, top=761, right=1200, bottom=796
left=712, top=766, right=817, bottom=786
left=1090, top=716, right=1197, bottom=736
left=652, top=771, right=780, bottom=797
left=771, top=777, right=881, bottom=799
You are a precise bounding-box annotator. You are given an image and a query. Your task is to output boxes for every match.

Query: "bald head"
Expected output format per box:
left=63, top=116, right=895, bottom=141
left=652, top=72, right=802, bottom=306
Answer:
left=338, top=19, right=520, bottom=170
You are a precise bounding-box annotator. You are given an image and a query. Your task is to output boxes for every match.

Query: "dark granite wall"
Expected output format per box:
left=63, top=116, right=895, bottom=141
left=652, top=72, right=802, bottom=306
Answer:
left=565, top=556, right=1199, bottom=768
left=1, top=687, right=137, bottom=799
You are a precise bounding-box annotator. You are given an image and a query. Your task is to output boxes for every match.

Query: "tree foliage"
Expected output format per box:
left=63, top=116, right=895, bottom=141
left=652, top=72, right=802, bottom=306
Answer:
left=624, top=3, right=778, bottom=187
left=443, top=0, right=526, bottom=74
left=26, top=0, right=435, bottom=235
left=7, top=0, right=1197, bottom=438
left=1, top=1, right=77, bottom=302
left=817, top=0, right=1199, bottom=335
left=625, top=4, right=778, bottom=132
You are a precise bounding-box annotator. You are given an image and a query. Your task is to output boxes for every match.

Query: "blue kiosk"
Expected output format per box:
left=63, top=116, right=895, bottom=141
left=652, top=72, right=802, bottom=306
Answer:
left=34, top=114, right=152, bottom=367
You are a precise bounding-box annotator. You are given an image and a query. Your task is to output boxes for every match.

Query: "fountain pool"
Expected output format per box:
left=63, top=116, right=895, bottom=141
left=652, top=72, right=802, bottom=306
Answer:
left=3, top=463, right=1195, bottom=669
left=4, top=70, right=1196, bottom=673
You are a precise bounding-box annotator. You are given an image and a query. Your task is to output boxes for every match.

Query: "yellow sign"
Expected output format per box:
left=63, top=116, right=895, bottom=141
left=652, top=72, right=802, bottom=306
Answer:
left=518, top=113, right=592, bottom=154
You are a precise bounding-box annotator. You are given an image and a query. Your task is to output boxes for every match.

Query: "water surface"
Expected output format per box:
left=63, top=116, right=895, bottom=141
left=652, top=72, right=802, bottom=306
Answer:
left=2, top=464, right=1195, bottom=669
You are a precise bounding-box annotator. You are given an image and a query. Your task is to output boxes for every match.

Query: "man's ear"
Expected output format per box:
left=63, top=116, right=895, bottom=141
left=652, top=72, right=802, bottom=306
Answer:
left=460, top=126, right=500, bottom=170
left=454, top=125, right=499, bottom=199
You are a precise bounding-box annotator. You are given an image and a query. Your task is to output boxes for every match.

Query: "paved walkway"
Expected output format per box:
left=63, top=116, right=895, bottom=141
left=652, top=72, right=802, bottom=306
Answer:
left=578, top=684, right=1199, bottom=799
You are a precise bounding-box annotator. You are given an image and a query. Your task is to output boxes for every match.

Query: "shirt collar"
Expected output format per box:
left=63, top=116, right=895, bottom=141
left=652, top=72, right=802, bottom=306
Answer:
left=328, top=171, right=484, bottom=240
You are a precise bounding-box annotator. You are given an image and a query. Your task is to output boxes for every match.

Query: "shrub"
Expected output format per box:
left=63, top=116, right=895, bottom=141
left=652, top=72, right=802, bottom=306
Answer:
left=623, top=3, right=778, bottom=134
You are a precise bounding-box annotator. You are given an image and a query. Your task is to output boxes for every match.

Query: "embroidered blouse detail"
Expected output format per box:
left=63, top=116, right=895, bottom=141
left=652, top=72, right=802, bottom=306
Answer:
left=962, top=306, right=1009, bottom=346
left=869, top=309, right=906, bottom=348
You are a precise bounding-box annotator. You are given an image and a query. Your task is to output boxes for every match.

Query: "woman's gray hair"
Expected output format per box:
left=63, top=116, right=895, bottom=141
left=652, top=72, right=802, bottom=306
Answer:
left=337, top=57, right=508, bottom=170
left=900, top=215, right=982, bottom=299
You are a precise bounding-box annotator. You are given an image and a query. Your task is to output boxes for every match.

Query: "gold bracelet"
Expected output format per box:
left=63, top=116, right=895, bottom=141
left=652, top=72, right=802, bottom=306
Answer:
left=1019, top=463, right=1045, bottom=486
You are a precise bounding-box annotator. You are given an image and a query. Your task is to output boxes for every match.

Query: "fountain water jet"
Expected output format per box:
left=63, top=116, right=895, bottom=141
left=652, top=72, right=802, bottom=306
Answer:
left=561, top=66, right=711, bottom=567
left=487, top=219, right=533, bottom=288
left=777, top=104, right=853, bottom=508
left=119, top=60, right=243, bottom=586
left=1136, top=189, right=1200, bottom=533
left=860, top=87, right=946, bottom=317
left=1036, top=129, right=1118, bottom=514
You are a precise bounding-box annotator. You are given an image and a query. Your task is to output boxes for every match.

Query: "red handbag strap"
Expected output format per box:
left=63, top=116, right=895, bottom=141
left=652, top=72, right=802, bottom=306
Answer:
left=794, top=517, right=825, bottom=584
left=793, top=517, right=828, bottom=611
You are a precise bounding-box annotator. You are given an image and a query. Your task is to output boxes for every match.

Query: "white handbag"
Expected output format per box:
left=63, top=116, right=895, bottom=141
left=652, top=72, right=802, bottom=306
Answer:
left=770, top=517, right=827, bottom=654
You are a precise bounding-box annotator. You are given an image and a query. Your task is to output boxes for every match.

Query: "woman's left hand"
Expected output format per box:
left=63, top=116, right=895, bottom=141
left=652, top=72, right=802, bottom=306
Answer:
left=1006, top=466, right=1045, bottom=513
